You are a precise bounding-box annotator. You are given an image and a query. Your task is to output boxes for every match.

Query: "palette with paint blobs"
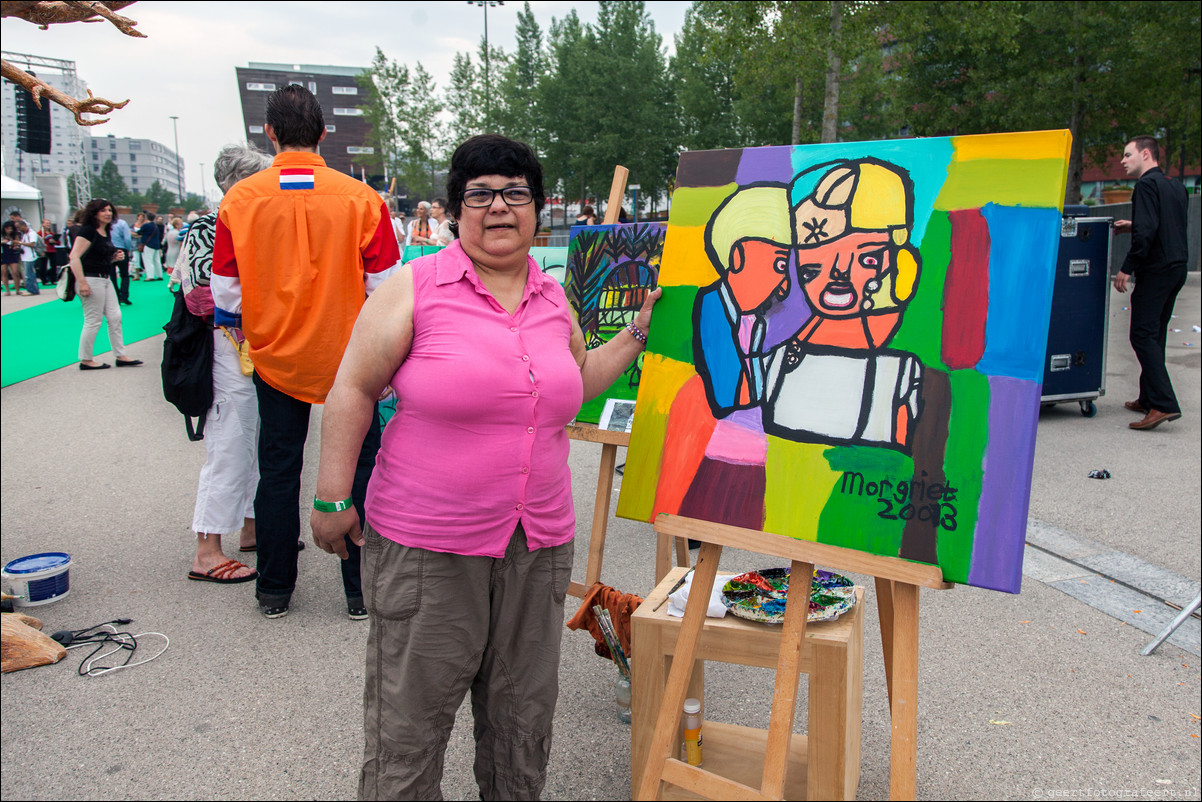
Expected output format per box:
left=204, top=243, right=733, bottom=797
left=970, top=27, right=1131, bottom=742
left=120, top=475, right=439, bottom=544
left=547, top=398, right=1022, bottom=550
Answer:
left=721, top=567, right=856, bottom=624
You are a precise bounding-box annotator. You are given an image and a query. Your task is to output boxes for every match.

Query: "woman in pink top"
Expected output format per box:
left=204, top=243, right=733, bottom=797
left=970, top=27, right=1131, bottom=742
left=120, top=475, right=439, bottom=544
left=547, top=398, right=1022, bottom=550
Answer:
left=311, top=135, right=660, bottom=799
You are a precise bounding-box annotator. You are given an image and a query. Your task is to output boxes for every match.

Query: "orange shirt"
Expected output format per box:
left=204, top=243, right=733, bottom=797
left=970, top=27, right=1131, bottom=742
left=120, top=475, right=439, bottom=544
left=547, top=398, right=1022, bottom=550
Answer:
left=212, top=151, right=399, bottom=403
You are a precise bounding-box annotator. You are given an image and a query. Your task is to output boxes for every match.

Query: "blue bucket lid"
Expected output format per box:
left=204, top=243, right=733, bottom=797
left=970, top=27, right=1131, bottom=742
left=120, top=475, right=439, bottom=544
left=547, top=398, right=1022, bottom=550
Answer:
left=4, top=552, right=71, bottom=574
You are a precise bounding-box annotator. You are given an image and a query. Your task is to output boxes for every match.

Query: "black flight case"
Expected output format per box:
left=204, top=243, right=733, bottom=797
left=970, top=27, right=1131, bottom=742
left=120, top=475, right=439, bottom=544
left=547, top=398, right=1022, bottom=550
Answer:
left=1040, top=207, right=1113, bottom=417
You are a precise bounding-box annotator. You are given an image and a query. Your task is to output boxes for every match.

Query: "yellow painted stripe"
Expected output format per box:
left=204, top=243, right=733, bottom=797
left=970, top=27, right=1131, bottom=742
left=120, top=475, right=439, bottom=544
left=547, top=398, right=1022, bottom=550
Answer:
left=951, top=130, right=1071, bottom=162
left=617, top=354, right=699, bottom=521
left=935, top=158, right=1069, bottom=211
left=661, top=225, right=720, bottom=287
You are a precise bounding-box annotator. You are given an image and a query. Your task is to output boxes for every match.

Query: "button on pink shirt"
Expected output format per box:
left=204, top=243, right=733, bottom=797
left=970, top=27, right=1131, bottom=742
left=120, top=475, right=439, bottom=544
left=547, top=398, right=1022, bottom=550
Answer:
left=365, top=241, right=583, bottom=557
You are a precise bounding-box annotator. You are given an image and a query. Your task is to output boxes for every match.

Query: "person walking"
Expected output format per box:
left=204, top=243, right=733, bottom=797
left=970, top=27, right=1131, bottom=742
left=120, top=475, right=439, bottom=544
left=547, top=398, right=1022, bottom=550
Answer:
left=110, top=212, right=134, bottom=305
left=18, top=221, right=40, bottom=295
left=138, top=211, right=164, bottom=280
left=68, top=198, right=143, bottom=370
left=1, top=220, right=21, bottom=295
left=1112, top=135, right=1190, bottom=431
left=36, top=219, right=58, bottom=286
left=211, top=84, right=401, bottom=620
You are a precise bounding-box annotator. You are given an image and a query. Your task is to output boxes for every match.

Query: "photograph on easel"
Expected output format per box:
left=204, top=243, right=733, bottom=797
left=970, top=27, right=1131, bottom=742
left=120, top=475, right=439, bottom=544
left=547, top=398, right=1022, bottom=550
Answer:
left=564, top=222, right=665, bottom=423
left=617, top=131, right=1072, bottom=593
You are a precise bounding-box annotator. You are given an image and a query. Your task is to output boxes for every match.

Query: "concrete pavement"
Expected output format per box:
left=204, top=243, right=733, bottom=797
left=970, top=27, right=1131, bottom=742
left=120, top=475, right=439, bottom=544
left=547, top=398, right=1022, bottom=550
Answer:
left=1, top=275, right=1198, bottom=800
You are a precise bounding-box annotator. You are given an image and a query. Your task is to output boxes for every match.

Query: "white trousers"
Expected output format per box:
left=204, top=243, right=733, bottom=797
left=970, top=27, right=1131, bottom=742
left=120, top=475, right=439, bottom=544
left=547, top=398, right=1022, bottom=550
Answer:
left=78, top=276, right=126, bottom=361
left=191, top=330, right=259, bottom=535
left=141, top=247, right=163, bottom=280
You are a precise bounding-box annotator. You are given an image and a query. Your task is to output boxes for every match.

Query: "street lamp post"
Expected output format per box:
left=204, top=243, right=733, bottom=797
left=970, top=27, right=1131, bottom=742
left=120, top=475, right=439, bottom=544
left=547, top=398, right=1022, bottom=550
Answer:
left=629, top=184, right=640, bottom=224
left=169, top=115, right=183, bottom=206
left=467, top=1, right=504, bottom=131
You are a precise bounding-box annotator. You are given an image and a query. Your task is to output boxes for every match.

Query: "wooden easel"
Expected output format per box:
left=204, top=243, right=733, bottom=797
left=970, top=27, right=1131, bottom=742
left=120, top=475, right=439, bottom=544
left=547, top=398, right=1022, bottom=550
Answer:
left=564, top=164, right=633, bottom=598
left=603, top=165, right=630, bottom=224
left=565, top=423, right=629, bottom=598
left=637, top=514, right=951, bottom=801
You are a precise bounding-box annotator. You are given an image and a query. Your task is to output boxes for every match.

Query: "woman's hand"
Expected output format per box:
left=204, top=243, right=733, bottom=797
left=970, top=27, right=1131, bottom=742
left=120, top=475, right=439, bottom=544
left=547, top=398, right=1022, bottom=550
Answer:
left=632, top=286, right=662, bottom=335
left=77, top=279, right=91, bottom=298
left=112, top=249, right=125, bottom=263
left=310, top=507, right=363, bottom=558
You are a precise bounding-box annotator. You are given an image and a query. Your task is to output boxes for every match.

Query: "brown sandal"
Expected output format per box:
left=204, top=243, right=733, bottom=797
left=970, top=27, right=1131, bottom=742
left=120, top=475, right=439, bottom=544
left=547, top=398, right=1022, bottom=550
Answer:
left=187, top=559, right=257, bottom=584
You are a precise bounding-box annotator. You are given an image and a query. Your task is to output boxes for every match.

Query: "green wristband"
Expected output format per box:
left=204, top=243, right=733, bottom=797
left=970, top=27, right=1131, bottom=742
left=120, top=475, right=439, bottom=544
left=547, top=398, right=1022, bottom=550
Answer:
left=313, top=496, right=354, bottom=513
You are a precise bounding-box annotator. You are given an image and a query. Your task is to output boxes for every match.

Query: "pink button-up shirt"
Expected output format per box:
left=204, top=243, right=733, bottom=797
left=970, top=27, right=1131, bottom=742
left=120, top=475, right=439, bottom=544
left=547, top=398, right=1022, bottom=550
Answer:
left=364, top=241, right=584, bottom=557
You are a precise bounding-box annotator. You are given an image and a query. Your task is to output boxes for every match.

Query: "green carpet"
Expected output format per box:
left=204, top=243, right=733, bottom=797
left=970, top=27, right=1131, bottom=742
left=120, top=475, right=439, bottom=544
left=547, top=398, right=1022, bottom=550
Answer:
left=1, top=280, right=176, bottom=387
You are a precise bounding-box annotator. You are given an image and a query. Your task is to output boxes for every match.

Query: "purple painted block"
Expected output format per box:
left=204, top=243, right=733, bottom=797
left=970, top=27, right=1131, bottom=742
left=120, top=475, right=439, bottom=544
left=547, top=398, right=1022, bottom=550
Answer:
left=735, top=146, right=797, bottom=186
left=968, top=375, right=1041, bottom=593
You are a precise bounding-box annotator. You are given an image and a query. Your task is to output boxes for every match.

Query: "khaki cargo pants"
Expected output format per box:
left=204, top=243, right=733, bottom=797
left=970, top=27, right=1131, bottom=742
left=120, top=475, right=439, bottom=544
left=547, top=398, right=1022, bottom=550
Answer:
left=358, top=521, right=573, bottom=801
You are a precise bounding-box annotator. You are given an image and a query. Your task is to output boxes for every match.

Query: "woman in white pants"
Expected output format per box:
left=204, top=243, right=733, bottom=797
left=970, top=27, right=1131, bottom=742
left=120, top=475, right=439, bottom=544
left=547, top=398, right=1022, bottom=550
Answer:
left=177, top=144, right=273, bottom=584
left=69, top=199, right=143, bottom=370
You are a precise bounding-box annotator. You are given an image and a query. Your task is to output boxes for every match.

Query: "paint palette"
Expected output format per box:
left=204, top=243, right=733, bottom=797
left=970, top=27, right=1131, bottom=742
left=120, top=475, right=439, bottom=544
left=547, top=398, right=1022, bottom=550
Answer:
left=721, top=568, right=856, bottom=624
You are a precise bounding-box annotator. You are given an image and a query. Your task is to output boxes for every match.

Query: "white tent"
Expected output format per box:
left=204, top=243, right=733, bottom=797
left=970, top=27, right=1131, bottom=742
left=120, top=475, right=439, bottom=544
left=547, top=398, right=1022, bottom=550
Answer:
left=2, top=174, right=44, bottom=225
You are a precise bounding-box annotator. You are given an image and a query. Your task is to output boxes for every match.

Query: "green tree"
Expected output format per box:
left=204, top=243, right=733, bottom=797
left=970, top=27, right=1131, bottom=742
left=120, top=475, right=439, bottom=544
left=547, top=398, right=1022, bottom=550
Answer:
left=399, top=62, right=444, bottom=198
left=671, top=1, right=891, bottom=150
left=495, top=1, right=546, bottom=149
left=538, top=9, right=591, bottom=202
left=539, top=2, right=677, bottom=214
left=92, top=159, right=130, bottom=206
left=358, top=47, right=412, bottom=182
left=670, top=4, right=744, bottom=150
left=445, top=52, right=484, bottom=149
left=887, top=1, right=1200, bottom=201
left=142, top=180, right=177, bottom=212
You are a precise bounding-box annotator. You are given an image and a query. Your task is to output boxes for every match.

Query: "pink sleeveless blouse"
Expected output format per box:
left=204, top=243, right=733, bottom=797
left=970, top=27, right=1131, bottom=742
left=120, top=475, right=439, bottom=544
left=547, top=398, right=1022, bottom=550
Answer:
left=364, top=241, right=583, bottom=557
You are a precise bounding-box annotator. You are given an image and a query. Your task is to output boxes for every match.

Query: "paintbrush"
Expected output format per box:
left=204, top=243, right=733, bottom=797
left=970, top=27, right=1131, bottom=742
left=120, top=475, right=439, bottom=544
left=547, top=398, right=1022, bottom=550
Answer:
left=599, top=608, right=631, bottom=674
left=592, top=605, right=631, bottom=680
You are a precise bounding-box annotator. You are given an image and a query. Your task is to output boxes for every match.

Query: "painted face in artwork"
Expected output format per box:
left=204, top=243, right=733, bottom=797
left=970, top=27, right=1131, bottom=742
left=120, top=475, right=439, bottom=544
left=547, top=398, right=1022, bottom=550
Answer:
left=797, top=231, right=891, bottom=318
left=726, top=237, right=791, bottom=313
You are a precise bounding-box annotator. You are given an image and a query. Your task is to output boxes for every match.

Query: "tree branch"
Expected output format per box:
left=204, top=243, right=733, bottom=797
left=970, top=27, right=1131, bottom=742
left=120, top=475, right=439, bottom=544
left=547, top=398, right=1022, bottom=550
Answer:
left=1, top=58, right=129, bottom=125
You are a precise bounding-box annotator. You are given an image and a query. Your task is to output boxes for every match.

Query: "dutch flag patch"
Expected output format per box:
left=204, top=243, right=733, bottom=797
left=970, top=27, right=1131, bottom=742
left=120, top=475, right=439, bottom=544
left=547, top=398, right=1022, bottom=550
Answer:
left=279, top=168, right=315, bottom=190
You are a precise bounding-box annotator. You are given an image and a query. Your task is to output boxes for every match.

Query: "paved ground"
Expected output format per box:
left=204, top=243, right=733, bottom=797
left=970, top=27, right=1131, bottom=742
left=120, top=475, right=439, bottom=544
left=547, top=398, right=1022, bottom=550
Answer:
left=1, top=275, right=1199, bottom=800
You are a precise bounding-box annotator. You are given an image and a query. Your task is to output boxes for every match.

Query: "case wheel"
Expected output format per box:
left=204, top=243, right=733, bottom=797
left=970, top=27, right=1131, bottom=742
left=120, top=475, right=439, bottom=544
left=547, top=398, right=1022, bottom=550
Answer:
left=1079, top=400, right=1097, bottom=417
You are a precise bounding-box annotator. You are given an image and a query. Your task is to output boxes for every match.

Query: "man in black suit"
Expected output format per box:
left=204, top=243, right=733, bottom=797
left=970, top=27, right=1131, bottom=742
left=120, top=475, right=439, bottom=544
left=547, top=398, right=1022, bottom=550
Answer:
left=1112, top=136, right=1190, bottom=431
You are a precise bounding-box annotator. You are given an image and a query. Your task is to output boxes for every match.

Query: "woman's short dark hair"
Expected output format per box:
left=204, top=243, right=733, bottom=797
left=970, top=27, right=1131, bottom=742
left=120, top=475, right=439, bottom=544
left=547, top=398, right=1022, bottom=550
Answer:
left=82, top=198, right=115, bottom=229
left=265, top=85, right=325, bottom=149
left=446, top=134, right=546, bottom=221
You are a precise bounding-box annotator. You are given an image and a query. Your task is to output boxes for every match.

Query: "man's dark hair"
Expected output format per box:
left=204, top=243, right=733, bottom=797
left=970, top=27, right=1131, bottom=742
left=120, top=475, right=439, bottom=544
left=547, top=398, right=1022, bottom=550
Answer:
left=1129, top=136, right=1160, bottom=164
left=446, top=134, right=546, bottom=221
left=143, top=210, right=156, bottom=222
left=265, top=85, right=325, bottom=149
left=82, top=198, right=114, bottom=229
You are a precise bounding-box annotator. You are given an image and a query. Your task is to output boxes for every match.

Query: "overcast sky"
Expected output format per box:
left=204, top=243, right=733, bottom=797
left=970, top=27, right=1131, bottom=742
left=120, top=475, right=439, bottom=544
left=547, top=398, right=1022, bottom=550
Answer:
left=1, top=1, right=691, bottom=198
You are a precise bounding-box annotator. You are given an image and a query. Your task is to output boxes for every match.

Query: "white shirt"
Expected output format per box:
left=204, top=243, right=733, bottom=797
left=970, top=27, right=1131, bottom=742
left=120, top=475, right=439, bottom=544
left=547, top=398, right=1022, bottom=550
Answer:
left=20, top=230, right=37, bottom=261
left=391, top=216, right=409, bottom=246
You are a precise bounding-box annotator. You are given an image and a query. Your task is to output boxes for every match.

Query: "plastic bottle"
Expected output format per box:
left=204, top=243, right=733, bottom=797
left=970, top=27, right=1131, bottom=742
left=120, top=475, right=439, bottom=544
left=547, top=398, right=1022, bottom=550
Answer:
left=615, top=674, right=632, bottom=724
left=681, top=697, right=703, bottom=766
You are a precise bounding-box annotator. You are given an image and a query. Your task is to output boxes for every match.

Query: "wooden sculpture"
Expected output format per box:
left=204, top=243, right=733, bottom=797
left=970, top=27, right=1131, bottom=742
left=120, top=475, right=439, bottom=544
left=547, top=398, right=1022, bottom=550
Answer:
left=1, top=0, right=144, bottom=125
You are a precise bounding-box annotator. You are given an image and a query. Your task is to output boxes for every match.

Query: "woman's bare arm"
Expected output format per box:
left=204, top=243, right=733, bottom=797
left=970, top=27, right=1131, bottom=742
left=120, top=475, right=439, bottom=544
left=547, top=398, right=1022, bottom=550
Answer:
left=310, top=265, right=416, bottom=557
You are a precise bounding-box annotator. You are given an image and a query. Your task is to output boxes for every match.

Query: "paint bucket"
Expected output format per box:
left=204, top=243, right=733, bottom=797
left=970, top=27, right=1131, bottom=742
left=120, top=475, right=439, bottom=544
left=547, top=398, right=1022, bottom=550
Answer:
left=2, top=552, right=72, bottom=607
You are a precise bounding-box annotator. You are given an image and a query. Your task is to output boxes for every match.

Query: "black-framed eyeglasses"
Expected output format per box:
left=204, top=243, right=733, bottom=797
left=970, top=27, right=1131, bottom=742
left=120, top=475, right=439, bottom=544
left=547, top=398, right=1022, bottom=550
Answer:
left=461, top=186, right=535, bottom=208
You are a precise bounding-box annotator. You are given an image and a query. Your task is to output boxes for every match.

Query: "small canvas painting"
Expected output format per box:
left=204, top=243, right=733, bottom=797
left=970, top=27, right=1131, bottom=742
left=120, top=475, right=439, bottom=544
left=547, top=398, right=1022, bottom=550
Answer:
left=616, top=132, right=1072, bottom=593
left=565, top=222, right=665, bottom=423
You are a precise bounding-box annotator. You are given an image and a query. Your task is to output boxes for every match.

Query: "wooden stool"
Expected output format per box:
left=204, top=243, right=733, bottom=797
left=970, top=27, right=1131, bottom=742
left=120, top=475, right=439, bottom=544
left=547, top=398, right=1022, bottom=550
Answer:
left=631, top=567, right=864, bottom=800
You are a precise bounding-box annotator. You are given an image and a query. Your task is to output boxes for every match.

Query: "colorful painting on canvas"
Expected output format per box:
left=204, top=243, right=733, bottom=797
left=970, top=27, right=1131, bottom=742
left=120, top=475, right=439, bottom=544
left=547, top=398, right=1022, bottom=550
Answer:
left=565, top=222, right=665, bottom=423
left=615, top=131, right=1072, bottom=593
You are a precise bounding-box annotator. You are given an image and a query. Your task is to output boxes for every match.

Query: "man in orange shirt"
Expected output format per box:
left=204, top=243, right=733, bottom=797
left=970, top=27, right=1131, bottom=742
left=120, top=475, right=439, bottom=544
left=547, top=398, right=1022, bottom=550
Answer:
left=212, top=85, right=400, bottom=620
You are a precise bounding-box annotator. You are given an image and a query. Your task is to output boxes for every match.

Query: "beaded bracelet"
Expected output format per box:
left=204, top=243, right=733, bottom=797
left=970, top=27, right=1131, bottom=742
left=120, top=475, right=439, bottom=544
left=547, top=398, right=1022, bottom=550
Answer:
left=625, top=321, right=648, bottom=346
left=313, top=496, right=354, bottom=513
